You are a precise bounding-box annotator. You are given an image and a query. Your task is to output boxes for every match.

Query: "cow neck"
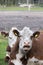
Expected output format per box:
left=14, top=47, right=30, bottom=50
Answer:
left=20, top=50, right=31, bottom=65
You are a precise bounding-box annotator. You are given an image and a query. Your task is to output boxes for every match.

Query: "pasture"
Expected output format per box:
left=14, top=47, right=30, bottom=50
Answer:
left=0, top=34, right=8, bottom=65
left=0, top=6, right=43, bottom=11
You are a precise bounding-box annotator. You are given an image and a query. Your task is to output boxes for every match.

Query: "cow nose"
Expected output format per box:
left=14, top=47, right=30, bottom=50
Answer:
left=24, top=42, right=29, bottom=45
left=24, top=42, right=30, bottom=48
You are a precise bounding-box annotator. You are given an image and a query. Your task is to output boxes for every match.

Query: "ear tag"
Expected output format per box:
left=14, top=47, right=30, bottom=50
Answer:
left=35, top=34, right=38, bottom=38
left=15, top=33, right=17, bottom=36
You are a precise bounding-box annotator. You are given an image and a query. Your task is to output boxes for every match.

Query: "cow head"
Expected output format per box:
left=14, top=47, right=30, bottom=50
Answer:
left=10, top=27, right=33, bottom=59
left=19, top=27, right=33, bottom=54
left=19, top=27, right=40, bottom=54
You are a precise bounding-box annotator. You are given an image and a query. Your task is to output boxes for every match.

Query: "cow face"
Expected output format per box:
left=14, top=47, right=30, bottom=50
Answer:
left=19, top=27, right=33, bottom=53
left=8, top=27, right=20, bottom=48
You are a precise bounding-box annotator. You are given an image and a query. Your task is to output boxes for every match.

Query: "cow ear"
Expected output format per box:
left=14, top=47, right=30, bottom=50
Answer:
left=13, top=30, right=20, bottom=37
left=33, top=31, right=40, bottom=38
left=1, top=31, right=9, bottom=37
left=30, top=31, right=40, bottom=39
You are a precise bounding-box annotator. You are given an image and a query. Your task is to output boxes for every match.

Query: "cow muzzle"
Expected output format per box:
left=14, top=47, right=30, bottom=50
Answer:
left=23, top=42, right=31, bottom=52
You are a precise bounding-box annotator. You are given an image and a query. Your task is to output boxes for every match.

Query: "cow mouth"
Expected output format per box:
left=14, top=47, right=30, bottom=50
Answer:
left=23, top=45, right=30, bottom=51
left=23, top=45, right=30, bottom=48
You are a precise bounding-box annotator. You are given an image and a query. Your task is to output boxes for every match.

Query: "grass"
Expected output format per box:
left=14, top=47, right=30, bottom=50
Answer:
left=0, top=35, right=8, bottom=65
left=0, top=6, right=43, bottom=11
left=31, top=6, right=43, bottom=11
left=0, top=6, right=28, bottom=11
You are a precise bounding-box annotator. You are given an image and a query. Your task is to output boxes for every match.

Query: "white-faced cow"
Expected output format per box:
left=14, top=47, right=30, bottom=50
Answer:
left=8, top=27, right=43, bottom=65
left=1, top=27, right=20, bottom=62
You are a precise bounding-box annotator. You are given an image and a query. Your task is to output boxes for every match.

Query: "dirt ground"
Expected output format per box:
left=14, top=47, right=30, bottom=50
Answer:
left=0, top=11, right=43, bottom=31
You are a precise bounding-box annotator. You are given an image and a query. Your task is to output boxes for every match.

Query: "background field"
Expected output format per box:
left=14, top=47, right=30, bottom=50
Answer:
left=0, top=6, right=43, bottom=11
left=0, top=35, right=8, bottom=65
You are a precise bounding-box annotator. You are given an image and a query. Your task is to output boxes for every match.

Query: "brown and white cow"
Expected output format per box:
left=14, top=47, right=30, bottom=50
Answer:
left=1, top=27, right=20, bottom=62
left=8, top=27, right=43, bottom=65
left=8, top=27, right=33, bottom=65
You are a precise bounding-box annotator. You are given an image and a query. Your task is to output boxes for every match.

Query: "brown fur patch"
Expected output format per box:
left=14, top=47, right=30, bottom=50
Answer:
left=20, top=53, right=29, bottom=65
left=29, top=31, right=43, bottom=60
left=10, top=37, right=20, bottom=59
left=8, top=61, right=14, bottom=65
left=20, top=50, right=33, bottom=65
left=5, top=56, right=10, bottom=62
left=6, top=45, right=11, bottom=52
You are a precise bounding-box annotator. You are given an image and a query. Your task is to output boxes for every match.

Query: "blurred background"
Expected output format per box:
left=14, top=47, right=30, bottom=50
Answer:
left=0, top=0, right=43, bottom=7
left=0, top=0, right=43, bottom=11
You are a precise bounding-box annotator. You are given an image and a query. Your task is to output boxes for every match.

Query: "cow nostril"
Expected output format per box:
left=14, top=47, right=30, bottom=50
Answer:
left=24, top=42, right=30, bottom=44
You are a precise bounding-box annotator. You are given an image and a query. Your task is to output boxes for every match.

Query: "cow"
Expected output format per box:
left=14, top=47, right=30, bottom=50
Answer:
left=8, top=27, right=33, bottom=65
left=8, top=27, right=43, bottom=65
left=1, top=27, right=20, bottom=62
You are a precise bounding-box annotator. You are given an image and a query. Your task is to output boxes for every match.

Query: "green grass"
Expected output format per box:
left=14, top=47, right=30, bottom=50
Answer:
left=31, top=7, right=43, bottom=11
left=0, top=6, right=28, bottom=11
left=0, top=35, right=8, bottom=65
left=0, top=6, right=43, bottom=11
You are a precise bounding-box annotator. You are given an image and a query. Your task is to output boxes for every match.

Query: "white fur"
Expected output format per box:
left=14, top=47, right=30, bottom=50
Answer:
left=27, top=57, right=38, bottom=65
left=11, top=50, right=23, bottom=65
left=8, top=27, right=20, bottom=48
left=27, top=57, right=43, bottom=65
left=11, top=59, right=22, bottom=65
left=16, top=50, right=23, bottom=59
left=19, top=27, right=33, bottom=53
left=29, top=57, right=39, bottom=62
left=39, top=60, right=43, bottom=64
